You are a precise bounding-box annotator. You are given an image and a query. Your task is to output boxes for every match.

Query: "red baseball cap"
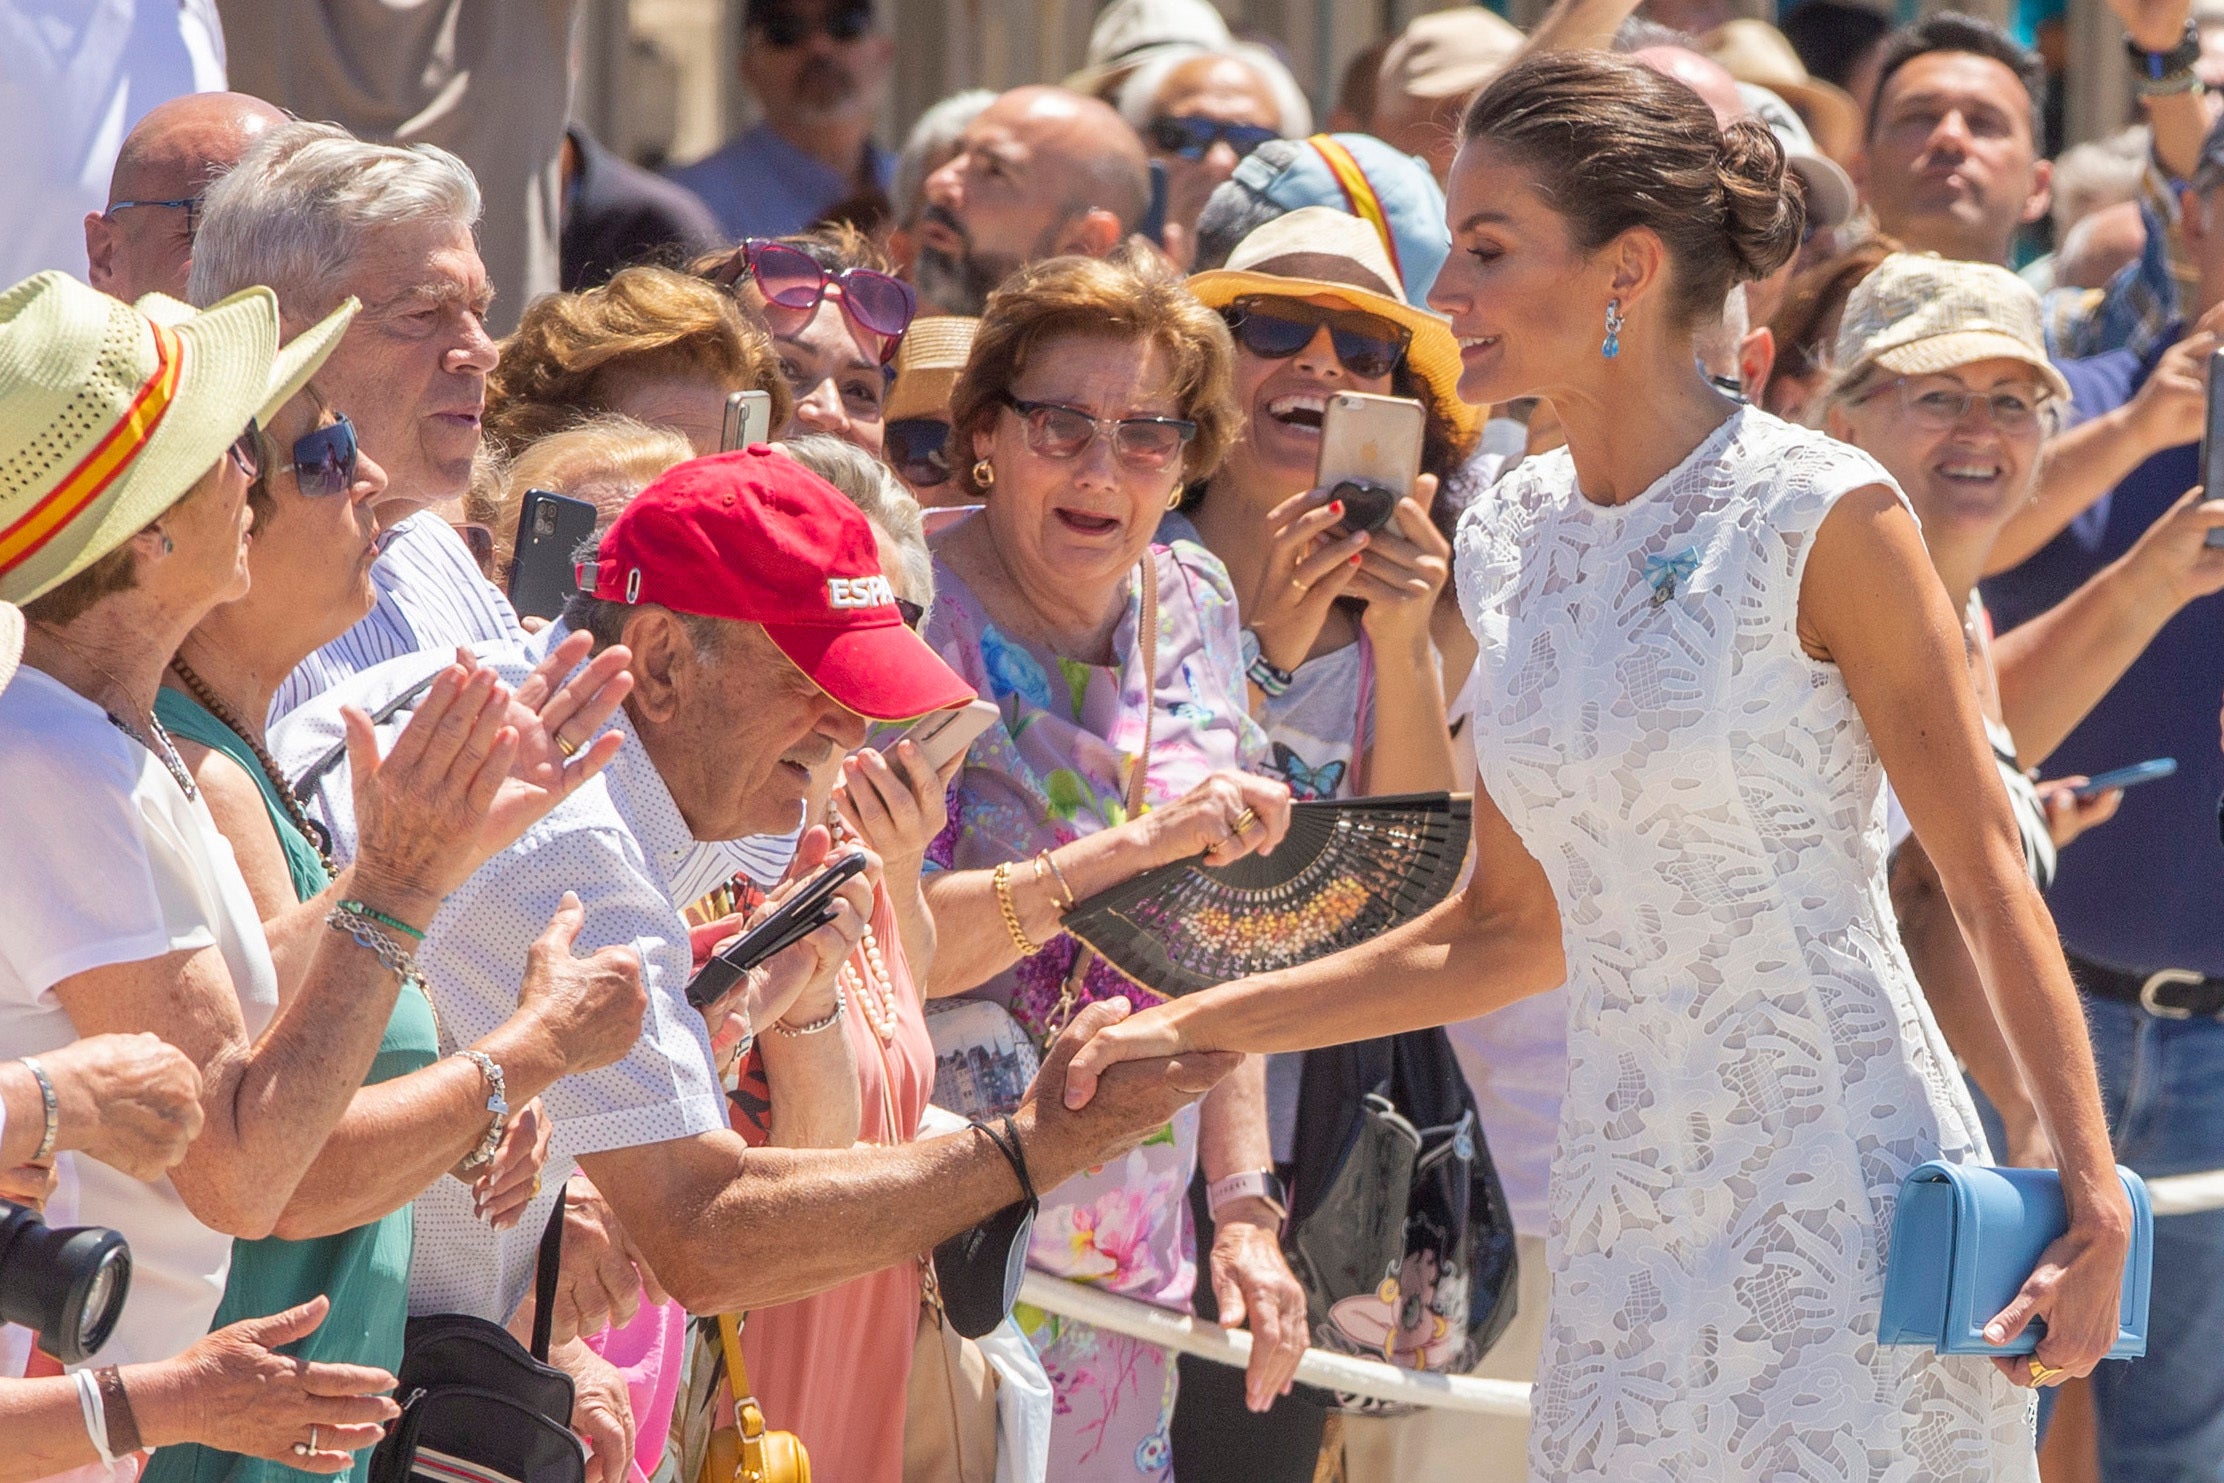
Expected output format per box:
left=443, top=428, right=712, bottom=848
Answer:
left=577, top=445, right=975, bottom=721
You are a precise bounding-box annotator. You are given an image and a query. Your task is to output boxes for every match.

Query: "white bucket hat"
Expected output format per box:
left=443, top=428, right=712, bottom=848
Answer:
left=0, top=271, right=355, bottom=605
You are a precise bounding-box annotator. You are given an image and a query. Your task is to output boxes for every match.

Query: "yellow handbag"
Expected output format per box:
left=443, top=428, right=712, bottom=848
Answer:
left=697, top=1313, right=811, bottom=1483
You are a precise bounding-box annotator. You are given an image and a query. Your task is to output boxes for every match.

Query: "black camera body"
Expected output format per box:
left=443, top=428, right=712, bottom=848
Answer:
left=0, top=1200, right=131, bottom=1364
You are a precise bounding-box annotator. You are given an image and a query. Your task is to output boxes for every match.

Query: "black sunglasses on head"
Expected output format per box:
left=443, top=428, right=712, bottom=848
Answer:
left=885, top=418, right=952, bottom=489
left=1223, top=298, right=1411, bottom=380
left=1147, top=116, right=1278, bottom=162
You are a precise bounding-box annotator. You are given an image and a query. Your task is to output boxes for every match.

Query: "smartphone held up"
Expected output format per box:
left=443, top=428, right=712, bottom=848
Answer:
left=1315, top=391, right=1424, bottom=537
left=2204, top=349, right=2224, bottom=547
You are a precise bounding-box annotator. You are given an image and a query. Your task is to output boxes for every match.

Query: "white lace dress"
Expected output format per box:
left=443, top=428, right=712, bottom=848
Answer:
left=1454, top=408, right=2037, bottom=1481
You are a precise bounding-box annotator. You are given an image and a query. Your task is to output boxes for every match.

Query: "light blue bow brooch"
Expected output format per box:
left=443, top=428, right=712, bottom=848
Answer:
left=1643, top=548, right=1700, bottom=608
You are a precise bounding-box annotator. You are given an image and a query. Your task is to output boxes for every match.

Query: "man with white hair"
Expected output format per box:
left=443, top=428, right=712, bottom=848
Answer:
left=1117, top=45, right=1312, bottom=270
left=188, top=122, right=524, bottom=721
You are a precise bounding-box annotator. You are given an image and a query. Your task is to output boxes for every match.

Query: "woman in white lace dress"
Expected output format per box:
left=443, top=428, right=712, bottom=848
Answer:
left=1063, top=53, right=2132, bottom=1481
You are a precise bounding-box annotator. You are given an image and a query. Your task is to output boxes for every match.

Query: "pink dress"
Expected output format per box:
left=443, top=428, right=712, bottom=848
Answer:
left=733, top=889, right=935, bottom=1483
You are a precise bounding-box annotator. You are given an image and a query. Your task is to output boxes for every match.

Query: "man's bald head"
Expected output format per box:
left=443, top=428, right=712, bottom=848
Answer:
left=87, top=91, right=287, bottom=301
left=913, top=85, right=1151, bottom=314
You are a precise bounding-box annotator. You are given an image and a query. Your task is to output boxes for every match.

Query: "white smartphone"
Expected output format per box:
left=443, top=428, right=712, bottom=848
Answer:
left=1315, top=391, right=1426, bottom=536
left=864, top=697, right=1000, bottom=774
left=721, top=388, right=773, bottom=452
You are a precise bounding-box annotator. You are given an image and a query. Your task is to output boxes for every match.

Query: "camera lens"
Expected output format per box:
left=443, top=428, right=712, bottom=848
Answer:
left=0, top=1201, right=132, bottom=1365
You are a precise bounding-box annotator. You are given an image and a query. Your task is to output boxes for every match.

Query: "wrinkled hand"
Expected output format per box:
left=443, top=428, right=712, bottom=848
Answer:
left=0, top=1161, right=54, bottom=1209
left=517, top=892, right=648, bottom=1077
left=1351, top=482, right=1451, bottom=649
left=159, top=1296, right=399, bottom=1471
left=712, top=830, right=874, bottom=1033
left=1985, top=1195, right=2134, bottom=1385
left=344, top=659, right=519, bottom=913
left=543, top=1174, right=670, bottom=1346
left=469, top=1097, right=552, bottom=1229
left=2125, top=483, right=2224, bottom=606
left=492, top=632, right=635, bottom=838
left=1022, top=1000, right=1237, bottom=1178
left=36, top=1031, right=203, bottom=1181
left=835, top=739, right=951, bottom=886
left=563, top=1341, right=637, bottom=1483
left=1211, top=1212, right=1308, bottom=1411
left=2036, top=779, right=2123, bottom=850
left=1242, top=488, right=1368, bottom=674
left=1140, top=771, right=1293, bottom=869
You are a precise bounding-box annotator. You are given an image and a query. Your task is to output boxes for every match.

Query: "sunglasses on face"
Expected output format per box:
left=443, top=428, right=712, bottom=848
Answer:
left=1000, top=395, right=1196, bottom=471
left=885, top=417, right=952, bottom=488
left=226, top=421, right=261, bottom=481
left=263, top=414, right=362, bottom=497
left=744, top=238, right=916, bottom=363
left=1147, top=115, right=1279, bottom=162
left=752, top=4, right=872, bottom=46
left=1224, top=298, right=1411, bottom=380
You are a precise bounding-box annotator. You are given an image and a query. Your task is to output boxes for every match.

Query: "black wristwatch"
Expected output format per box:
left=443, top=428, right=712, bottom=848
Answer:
left=2127, top=20, right=2203, bottom=94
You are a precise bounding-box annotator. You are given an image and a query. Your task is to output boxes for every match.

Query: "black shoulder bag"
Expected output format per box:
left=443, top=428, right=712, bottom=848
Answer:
left=370, top=1188, right=588, bottom=1483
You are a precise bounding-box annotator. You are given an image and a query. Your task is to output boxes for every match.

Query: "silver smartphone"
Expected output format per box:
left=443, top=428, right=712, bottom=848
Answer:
left=864, top=698, right=1000, bottom=774
left=1315, top=391, right=1426, bottom=536
left=722, top=388, right=774, bottom=452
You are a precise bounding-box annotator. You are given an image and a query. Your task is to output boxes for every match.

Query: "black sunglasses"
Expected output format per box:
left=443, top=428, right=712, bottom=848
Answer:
left=1147, top=116, right=1278, bottom=162
left=753, top=5, right=872, bottom=47
left=1224, top=298, right=1410, bottom=380
left=261, top=414, right=361, bottom=498
left=885, top=418, right=952, bottom=488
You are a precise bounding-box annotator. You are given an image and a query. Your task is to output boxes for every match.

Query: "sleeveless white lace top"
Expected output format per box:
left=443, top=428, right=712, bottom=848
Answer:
left=1455, top=407, right=2036, bottom=1481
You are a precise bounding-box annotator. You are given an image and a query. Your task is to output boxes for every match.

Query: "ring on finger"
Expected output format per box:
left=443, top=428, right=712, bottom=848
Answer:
left=1230, top=807, right=1260, bottom=837
left=2027, top=1357, right=2064, bottom=1385
left=555, top=732, right=579, bottom=759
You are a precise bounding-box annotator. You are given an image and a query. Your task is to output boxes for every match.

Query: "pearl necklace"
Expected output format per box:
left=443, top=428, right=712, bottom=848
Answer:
left=839, top=922, right=901, bottom=1043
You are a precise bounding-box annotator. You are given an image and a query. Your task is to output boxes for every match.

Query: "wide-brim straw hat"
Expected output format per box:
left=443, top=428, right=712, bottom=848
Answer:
left=0, top=271, right=356, bottom=605
left=1062, top=0, right=1230, bottom=96
left=1832, top=252, right=2072, bottom=404
left=1188, top=206, right=1480, bottom=436
left=887, top=315, right=980, bottom=424
left=0, top=599, right=19, bottom=698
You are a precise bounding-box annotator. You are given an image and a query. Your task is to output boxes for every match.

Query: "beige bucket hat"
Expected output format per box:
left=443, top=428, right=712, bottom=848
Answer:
left=886, top=315, right=980, bottom=424
left=1188, top=206, right=1479, bottom=436
left=1832, top=252, right=2072, bottom=403
left=0, top=271, right=355, bottom=605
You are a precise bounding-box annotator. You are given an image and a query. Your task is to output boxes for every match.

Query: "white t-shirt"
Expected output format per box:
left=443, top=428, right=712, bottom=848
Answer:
left=0, top=0, right=228, bottom=286
left=0, top=668, right=278, bottom=1367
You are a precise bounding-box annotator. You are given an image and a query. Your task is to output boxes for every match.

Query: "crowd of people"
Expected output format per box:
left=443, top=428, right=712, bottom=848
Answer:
left=5, top=0, right=2224, bottom=1480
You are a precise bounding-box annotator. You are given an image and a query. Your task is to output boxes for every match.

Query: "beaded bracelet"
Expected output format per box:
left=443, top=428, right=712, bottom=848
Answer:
left=992, top=862, right=1040, bottom=955
left=772, top=984, right=848, bottom=1037
left=325, top=904, right=428, bottom=995
left=337, top=897, right=426, bottom=943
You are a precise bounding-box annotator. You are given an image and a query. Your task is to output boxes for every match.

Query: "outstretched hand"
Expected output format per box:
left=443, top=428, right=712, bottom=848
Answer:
left=1021, top=1000, right=1236, bottom=1179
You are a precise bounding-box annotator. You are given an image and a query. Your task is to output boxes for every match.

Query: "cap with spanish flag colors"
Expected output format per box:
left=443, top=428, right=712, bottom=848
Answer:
left=577, top=445, right=977, bottom=722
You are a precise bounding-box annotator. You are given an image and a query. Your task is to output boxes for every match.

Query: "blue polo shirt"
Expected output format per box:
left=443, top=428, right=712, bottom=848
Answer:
left=665, top=121, right=895, bottom=242
left=1983, top=326, right=2224, bottom=976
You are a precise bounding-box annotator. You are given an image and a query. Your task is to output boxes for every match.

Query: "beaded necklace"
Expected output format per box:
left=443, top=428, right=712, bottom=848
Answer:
left=839, top=921, right=901, bottom=1043
left=169, top=655, right=338, bottom=877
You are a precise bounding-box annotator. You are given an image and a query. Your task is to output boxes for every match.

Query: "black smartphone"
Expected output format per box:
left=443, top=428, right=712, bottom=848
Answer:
left=1140, top=159, right=1169, bottom=248
left=2203, top=349, right=2224, bottom=547
left=685, top=853, right=869, bottom=1011
left=508, top=489, right=599, bottom=622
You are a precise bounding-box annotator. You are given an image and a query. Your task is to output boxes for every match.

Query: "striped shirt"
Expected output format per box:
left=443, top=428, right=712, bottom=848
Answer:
left=270, top=512, right=526, bottom=724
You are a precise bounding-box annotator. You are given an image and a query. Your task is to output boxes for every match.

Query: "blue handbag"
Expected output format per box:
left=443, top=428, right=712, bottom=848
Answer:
left=1877, top=1160, right=2153, bottom=1358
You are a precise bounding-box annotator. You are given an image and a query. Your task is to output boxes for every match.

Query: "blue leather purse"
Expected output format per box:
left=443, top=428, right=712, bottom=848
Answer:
left=1878, top=1161, right=2153, bottom=1358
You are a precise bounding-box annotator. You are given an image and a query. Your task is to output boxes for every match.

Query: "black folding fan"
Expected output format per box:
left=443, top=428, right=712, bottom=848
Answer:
left=1062, top=793, right=1472, bottom=998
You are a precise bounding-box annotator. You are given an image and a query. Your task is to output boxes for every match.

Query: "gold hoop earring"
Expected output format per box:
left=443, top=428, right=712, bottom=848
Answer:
left=1165, top=484, right=1184, bottom=511
left=972, top=459, right=995, bottom=490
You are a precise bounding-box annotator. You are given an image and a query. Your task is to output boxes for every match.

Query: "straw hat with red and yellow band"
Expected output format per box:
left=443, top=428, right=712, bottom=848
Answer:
left=0, top=271, right=355, bottom=605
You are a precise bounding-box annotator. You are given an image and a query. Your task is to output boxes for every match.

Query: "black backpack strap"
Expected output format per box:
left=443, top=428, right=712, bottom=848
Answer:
left=530, top=1184, right=567, bottom=1362
left=289, top=671, right=442, bottom=801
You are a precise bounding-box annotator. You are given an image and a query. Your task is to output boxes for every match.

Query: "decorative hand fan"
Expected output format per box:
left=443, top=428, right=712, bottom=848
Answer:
left=1063, top=793, right=1472, bottom=998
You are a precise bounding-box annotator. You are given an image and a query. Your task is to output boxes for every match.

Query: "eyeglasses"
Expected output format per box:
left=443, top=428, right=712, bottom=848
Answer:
left=885, top=418, right=953, bottom=488
left=262, top=414, right=362, bottom=497
left=1147, top=116, right=1279, bottom=162
left=1000, top=395, right=1196, bottom=470
left=1856, top=376, right=2050, bottom=434
left=744, top=238, right=916, bottom=363
left=752, top=4, right=872, bottom=46
left=894, top=596, right=926, bottom=630
left=1224, top=298, right=1411, bottom=380
left=104, top=196, right=201, bottom=239
left=226, top=421, right=261, bottom=481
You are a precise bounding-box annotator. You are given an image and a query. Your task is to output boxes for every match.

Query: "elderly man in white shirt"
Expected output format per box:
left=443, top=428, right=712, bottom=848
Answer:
left=273, top=447, right=1235, bottom=1334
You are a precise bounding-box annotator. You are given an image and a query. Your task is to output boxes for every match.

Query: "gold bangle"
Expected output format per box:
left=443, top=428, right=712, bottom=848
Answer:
left=993, top=861, right=1040, bottom=955
left=1034, top=849, right=1076, bottom=914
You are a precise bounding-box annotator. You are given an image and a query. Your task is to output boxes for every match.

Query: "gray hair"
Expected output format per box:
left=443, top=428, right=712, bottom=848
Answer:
left=1190, top=137, right=1307, bottom=272
left=188, top=120, right=482, bottom=315
left=893, top=89, right=996, bottom=228
left=1115, top=44, right=1314, bottom=139
left=778, top=434, right=935, bottom=611
left=2049, top=127, right=2148, bottom=237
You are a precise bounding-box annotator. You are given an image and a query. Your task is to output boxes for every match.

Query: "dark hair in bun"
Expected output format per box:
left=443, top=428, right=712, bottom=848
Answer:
left=1461, top=51, right=1806, bottom=324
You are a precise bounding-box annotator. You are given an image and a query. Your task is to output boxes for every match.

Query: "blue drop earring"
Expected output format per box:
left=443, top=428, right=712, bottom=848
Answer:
left=1602, top=298, right=1624, bottom=359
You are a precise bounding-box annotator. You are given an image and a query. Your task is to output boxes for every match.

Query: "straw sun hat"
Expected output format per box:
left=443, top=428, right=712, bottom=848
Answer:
left=886, top=315, right=980, bottom=424
left=1187, top=206, right=1479, bottom=435
left=0, top=271, right=356, bottom=606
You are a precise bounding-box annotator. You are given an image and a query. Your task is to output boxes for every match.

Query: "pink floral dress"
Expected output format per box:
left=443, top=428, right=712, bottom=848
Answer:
left=924, top=537, right=1264, bottom=1480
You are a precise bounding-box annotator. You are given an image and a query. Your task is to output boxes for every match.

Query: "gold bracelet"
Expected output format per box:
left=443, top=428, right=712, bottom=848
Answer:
left=993, top=861, right=1040, bottom=955
left=1034, top=849, right=1076, bottom=915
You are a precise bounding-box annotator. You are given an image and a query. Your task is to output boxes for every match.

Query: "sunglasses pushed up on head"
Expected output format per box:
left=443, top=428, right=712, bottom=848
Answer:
left=739, top=238, right=917, bottom=365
